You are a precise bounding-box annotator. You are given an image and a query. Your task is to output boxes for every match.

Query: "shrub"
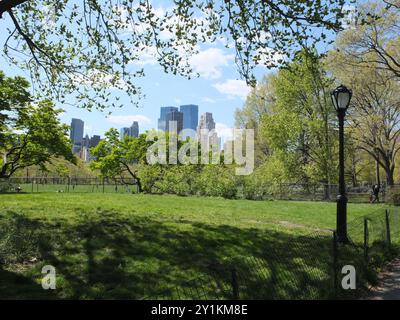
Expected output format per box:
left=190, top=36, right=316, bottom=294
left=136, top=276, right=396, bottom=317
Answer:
left=386, top=187, right=400, bottom=206
left=196, top=165, right=238, bottom=199
left=0, top=179, right=16, bottom=193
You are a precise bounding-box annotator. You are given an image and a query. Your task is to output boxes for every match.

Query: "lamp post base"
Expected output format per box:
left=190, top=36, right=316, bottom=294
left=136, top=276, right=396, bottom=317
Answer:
left=336, top=194, right=349, bottom=244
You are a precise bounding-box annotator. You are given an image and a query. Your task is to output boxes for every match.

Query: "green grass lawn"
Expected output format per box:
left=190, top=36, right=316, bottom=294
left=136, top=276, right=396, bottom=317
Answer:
left=0, top=193, right=389, bottom=299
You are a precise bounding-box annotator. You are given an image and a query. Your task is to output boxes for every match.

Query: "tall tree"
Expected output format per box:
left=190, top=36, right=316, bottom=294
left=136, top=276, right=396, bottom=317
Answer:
left=261, top=51, right=337, bottom=189
left=0, top=99, right=75, bottom=178
left=0, top=0, right=349, bottom=110
left=90, top=128, right=150, bottom=192
left=234, top=75, right=274, bottom=165
left=328, top=54, right=400, bottom=185
left=333, top=0, right=400, bottom=80
left=0, top=70, right=30, bottom=144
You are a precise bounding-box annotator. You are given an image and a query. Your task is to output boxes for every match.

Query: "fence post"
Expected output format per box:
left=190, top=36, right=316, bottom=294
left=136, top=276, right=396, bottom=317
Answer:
left=333, top=231, right=339, bottom=298
left=364, top=218, right=369, bottom=263
left=230, top=267, right=239, bottom=300
left=385, top=209, right=391, bottom=246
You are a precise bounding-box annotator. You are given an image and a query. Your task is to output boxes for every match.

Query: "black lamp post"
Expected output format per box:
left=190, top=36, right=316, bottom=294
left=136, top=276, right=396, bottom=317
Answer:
left=331, top=84, right=352, bottom=244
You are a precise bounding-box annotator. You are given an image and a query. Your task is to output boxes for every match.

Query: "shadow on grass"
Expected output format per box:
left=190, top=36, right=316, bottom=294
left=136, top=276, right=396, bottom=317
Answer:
left=0, top=210, right=335, bottom=299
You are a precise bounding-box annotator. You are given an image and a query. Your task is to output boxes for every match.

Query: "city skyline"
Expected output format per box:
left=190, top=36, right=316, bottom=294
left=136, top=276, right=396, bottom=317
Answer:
left=1, top=16, right=258, bottom=145
left=69, top=103, right=234, bottom=144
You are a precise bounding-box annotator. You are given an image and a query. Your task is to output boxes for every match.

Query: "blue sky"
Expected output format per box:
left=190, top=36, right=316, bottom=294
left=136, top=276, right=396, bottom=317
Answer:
left=0, top=1, right=343, bottom=141
left=0, top=3, right=270, bottom=141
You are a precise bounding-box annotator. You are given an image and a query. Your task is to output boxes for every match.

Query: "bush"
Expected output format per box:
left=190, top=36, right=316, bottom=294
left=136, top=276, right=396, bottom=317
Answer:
left=0, top=179, right=16, bottom=193
left=242, top=169, right=270, bottom=200
left=196, top=165, right=238, bottom=199
left=156, top=165, right=200, bottom=196
left=386, top=187, right=400, bottom=206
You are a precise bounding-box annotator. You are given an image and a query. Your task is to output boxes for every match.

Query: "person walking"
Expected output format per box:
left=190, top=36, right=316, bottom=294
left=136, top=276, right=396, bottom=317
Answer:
left=372, top=184, right=380, bottom=203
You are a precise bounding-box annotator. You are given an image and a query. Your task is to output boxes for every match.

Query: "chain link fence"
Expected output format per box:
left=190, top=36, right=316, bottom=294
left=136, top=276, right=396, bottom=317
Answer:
left=142, top=230, right=335, bottom=300
left=0, top=177, right=389, bottom=203
left=274, top=183, right=387, bottom=203
left=144, top=208, right=400, bottom=300
left=0, top=177, right=139, bottom=194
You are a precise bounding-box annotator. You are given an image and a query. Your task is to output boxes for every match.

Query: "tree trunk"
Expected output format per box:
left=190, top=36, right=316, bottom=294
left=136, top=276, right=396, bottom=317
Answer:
left=376, top=152, right=381, bottom=185
left=136, top=176, right=143, bottom=193
left=385, top=167, right=394, bottom=186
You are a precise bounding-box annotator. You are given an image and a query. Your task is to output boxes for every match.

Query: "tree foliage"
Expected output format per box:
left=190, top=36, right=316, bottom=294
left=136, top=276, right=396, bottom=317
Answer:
left=0, top=70, right=30, bottom=143
left=0, top=98, right=75, bottom=178
left=90, top=128, right=150, bottom=191
left=261, top=51, right=338, bottom=186
left=234, top=75, right=274, bottom=165
left=328, top=48, right=400, bottom=185
left=333, top=0, right=400, bottom=79
left=0, top=0, right=349, bottom=110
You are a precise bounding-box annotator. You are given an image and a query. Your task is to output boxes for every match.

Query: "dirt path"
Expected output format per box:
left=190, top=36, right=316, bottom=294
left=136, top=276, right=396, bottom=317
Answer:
left=365, top=258, right=400, bottom=300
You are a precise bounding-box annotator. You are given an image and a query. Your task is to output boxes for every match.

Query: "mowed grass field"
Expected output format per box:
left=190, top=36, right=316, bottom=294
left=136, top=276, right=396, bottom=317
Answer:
left=0, top=193, right=387, bottom=299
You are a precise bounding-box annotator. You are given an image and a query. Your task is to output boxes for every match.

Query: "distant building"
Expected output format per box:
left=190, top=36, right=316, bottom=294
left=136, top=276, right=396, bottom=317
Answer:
left=68, top=117, right=101, bottom=160
left=120, top=121, right=139, bottom=140
left=90, top=135, right=101, bottom=148
left=82, top=134, right=90, bottom=148
left=70, top=118, right=84, bottom=144
left=158, top=106, right=178, bottom=131
left=197, top=112, right=216, bottom=132
left=197, top=112, right=219, bottom=152
left=120, top=127, right=130, bottom=139
left=70, top=118, right=84, bottom=154
left=165, top=110, right=183, bottom=134
left=180, top=104, right=198, bottom=139
left=130, top=121, right=139, bottom=138
left=79, top=146, right=95, bottom=163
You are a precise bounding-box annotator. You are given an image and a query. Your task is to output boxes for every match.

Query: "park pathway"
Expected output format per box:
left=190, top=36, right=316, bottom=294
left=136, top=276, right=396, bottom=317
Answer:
left=365, top=258, right=400, bottom=300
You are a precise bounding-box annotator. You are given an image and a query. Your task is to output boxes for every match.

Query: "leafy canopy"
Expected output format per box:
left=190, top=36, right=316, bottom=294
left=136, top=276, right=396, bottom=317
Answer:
left=0, top=98, right=76, bottom=178
left=0, top=0, right=350, bottom=110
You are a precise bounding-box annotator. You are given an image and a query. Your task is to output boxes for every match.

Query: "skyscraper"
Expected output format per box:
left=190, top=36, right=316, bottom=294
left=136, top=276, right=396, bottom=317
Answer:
left=70, top=118, right=84, bottom=154
left=90, top=135, right=101, bottom=148
left=120, top=121, right=139, bottom=140
left=197, top=112, right=219, bottom=152
left=180, top=104, right=198, bottom=139
left=158, top=106, right=178, bottom=131
left=120, top=127, right=130, bottom=139
left=165, top=110, right=183, bottom=134
left=82, top=134, right=90, bottom=148
left=70, top=118, right=84, bottom=145
left=130, top=121, right=139, bottom=138
left=197, top=112, right=216, bottom=132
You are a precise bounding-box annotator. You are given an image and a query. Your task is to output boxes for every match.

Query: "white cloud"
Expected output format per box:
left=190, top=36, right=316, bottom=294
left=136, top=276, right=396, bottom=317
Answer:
left=213, top=79, right=251, bottom=100
left=72, top=69, right=129, bottom=91
left=134, top=46, right=158, bottom=66
left=189, top=48, right=234, bottom=80
left=202, top=97, right=217, bottom=104
left=215, top=122, right=234, bottom=141
left=107, top=115, right=152, bottom=126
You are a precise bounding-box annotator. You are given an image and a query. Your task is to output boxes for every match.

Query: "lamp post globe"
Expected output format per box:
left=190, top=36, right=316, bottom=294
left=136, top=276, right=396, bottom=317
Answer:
left=331, top=85, right=352, bottom=244
left=331, top=84, right=352, bottom=112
